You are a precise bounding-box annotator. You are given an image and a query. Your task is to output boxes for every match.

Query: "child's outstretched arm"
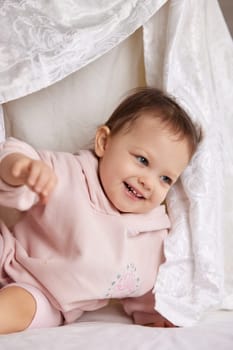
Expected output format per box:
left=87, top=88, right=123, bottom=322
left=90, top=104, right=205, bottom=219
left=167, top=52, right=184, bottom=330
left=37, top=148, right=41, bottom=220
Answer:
left=0, top=153, right=57, bottom=204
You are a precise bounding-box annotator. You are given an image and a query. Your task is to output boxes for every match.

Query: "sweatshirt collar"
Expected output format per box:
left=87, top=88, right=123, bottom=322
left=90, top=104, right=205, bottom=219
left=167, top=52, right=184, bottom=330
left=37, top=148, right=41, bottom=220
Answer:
left=77, top=150, right=171, bottom=235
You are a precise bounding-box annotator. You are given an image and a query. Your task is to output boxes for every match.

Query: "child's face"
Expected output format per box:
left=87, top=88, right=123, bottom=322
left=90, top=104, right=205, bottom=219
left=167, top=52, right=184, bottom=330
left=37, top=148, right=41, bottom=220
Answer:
left=95, top=114, right=190, bottom=214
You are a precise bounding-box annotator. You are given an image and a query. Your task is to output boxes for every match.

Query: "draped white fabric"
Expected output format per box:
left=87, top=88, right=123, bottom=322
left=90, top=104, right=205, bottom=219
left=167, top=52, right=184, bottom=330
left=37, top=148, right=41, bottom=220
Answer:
left=0, top=0, right=233, bottom=327
left=0, top=0, right=165, bottom=103
left=143, top=0, right=233, bottom=325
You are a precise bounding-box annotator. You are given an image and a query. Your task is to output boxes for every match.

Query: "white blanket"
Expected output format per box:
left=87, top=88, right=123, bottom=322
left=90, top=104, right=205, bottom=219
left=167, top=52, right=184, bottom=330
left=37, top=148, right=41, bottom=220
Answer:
left=0, top=304, right=233, bottom=349
left=0, top=0, right=233, bottom=327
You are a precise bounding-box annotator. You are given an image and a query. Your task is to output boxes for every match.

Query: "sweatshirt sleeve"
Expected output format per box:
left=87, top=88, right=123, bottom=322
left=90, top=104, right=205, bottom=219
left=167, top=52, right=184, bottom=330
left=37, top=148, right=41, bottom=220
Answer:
left=0, top=137, right=40, bottom=211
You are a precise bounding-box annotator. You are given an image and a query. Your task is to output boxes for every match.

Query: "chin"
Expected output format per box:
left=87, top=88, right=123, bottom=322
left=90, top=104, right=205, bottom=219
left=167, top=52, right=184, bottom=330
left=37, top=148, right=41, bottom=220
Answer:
left=119, top=207, right=145, bottom=214
left=115, top=205, right=136, bottom=214
left=113, top=200, right=149, bottom=214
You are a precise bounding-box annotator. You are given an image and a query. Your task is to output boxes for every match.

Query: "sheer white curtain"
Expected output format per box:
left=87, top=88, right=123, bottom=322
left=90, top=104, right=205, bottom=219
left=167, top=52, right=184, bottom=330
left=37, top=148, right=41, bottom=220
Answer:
left=143, top=0, right=233, bottom=325
left=0, top=0, right=165, bottom=104
left=1, top=0, right=233, bottom=326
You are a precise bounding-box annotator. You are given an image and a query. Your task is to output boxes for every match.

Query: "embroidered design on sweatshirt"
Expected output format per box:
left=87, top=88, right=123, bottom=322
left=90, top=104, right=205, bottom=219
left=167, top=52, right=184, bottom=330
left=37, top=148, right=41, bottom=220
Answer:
left=105, top=263, right=140, bottom=298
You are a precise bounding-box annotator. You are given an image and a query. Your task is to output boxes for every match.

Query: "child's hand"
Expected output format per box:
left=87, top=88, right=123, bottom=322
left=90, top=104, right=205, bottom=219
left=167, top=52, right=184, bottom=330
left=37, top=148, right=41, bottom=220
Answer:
left=131, top=309, right=176, bottom=328
left=0, top=153, right=57, bottom=204
left=121, top=290, right=177, bottom=328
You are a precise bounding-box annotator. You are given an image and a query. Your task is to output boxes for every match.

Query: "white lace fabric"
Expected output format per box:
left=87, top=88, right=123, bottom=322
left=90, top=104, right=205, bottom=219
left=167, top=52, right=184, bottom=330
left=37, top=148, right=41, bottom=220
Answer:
left=144, top=0, right=233, bottom=325
left=0, top=0, right=233, bottom=326
left=0, top=0, right=165, bottom=103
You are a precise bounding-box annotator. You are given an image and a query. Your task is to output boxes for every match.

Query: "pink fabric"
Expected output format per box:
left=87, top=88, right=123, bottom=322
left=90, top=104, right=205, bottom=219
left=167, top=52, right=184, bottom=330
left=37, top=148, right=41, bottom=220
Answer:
left=0, top=138, right=170, bottom=324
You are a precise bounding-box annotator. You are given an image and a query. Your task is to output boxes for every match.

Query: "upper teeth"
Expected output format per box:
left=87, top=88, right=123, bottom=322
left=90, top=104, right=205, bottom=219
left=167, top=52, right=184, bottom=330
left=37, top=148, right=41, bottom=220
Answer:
left=126, top=183, right=143, bottom=198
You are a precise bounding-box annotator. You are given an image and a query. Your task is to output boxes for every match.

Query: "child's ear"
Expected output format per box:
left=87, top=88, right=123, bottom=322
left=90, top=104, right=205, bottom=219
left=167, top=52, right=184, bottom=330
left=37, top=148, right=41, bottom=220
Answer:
left=94, top=126, right=111, bottom=157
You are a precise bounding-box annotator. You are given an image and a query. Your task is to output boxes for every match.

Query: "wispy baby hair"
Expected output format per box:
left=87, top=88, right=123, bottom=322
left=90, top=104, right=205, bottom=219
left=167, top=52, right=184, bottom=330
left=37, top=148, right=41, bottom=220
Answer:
left=105, top=87, right=202, bottom=157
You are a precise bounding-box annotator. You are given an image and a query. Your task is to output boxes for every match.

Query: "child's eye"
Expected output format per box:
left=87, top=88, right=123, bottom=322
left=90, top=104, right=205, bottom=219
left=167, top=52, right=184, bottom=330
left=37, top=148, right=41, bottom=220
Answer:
left=136, top=156, right=149, bottom=166
left=160, top=175, right=172, bottom=185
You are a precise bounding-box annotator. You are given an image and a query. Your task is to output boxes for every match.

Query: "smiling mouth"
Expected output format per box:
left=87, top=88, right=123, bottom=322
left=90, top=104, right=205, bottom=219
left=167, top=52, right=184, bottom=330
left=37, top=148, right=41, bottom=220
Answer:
left=124, top=182, right=145, bottom=200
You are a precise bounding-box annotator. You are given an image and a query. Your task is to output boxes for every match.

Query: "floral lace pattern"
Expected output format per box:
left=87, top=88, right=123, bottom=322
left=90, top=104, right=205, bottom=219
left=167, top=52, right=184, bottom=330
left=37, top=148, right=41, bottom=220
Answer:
left=0, top=0, right=164, bottom=104
left=143, top=0, right=233, bottom=325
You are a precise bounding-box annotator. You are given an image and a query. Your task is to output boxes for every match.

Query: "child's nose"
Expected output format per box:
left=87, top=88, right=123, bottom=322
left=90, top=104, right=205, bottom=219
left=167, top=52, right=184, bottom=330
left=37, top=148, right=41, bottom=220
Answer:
left=138, top=176, right=153, bottom=191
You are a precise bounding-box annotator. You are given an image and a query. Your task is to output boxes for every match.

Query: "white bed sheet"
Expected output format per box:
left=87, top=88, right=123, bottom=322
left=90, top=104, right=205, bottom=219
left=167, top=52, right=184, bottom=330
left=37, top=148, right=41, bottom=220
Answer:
left=0, top=304, right=233, bottom=349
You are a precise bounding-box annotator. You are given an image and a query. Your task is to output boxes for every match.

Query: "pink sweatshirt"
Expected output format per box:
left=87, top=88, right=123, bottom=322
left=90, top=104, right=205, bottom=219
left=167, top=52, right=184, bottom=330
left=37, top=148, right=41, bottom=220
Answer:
left=0, top=138, right=170, bottom=323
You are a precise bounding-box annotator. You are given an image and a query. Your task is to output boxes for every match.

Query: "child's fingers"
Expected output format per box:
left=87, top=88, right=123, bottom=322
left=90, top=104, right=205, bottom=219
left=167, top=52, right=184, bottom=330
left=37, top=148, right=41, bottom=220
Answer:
left=38, top=178, right=57, bottom=205
left=37, top=174, right=57, bottom=199
left=31, top=168, right=50, bottom=192
left=11, top=158, right=31, bottom=179
left=11, top=158, right=57, bottom=203
left=132, top=311, right=162, bottom=326
left=26, top=161, right=43, bottom=187
left=27, top=161, right=57, bottom=202
left=132, top=311, right=176, bottom=328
